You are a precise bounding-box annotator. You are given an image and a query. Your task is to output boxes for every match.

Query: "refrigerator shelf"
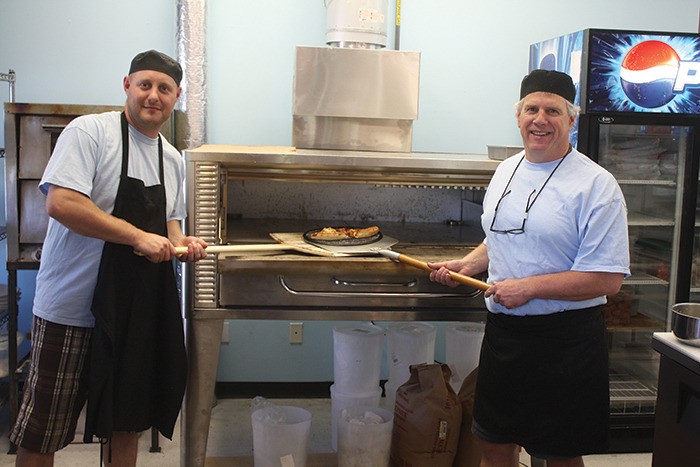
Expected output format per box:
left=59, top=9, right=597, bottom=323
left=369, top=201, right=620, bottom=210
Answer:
left=605, top=312, right=664, bottom=332
left=609, top=373, right=657, bottom=415
left=623, top=273, right=668, bottom=287
left=617, top=179, right=676, bottom=187
left=627, top=212, right=675, bottom=227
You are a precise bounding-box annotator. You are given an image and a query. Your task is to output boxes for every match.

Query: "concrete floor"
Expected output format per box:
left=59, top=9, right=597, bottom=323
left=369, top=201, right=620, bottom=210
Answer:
left=0, top=398, right=653, bottom=466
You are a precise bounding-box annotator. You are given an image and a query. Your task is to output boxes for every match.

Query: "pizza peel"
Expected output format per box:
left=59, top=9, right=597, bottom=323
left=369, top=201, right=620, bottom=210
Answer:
left=275, top=231, right=490, bottom=291
left=174, top=231, right=489, bottom=290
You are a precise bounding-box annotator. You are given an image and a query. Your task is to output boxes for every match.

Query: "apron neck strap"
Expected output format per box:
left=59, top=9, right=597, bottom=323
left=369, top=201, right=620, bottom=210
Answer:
left=120, top=111, right=165, bottom=183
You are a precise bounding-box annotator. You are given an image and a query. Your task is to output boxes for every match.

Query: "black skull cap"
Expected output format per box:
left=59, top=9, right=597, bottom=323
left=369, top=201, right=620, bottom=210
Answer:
left=520, top=69, right=575, bottom=103
left=129, top=50, right=182, bottom=86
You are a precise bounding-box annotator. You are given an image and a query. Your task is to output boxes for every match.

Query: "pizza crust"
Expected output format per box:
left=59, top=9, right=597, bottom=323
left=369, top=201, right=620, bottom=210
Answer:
left=310, top=227, right=349, bottom=241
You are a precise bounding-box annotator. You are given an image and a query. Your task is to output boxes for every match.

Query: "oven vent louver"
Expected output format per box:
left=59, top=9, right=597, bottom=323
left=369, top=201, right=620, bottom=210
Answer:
left=192, top=162, right=220, bottom=307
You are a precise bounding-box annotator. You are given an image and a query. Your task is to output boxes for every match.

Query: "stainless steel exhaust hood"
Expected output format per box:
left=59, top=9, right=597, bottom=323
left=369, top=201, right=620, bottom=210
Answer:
left=292, top=46, right=420, bottom=153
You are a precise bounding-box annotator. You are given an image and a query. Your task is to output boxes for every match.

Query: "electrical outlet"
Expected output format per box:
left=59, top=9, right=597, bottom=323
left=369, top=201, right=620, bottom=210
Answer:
left=221, top=321, right=230, bottom=343
left=289, top=322, right=303, bottom=344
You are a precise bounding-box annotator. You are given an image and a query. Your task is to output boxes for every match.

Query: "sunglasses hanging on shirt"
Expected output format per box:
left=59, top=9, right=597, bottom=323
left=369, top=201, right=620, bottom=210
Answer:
left=490, top=150, right=570, bottom=235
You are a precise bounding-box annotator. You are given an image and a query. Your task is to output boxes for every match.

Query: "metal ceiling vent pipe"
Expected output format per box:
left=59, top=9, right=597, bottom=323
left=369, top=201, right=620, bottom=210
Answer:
left=177, top=0, right=207, bottom=149
left=325, top=0, right=388, bottom=49
left=177, top=4, right=211, bottom=464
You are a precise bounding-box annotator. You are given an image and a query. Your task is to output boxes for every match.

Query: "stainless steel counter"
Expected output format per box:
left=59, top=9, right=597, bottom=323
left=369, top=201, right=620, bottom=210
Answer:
left=651, top=333, right=700, bottom=465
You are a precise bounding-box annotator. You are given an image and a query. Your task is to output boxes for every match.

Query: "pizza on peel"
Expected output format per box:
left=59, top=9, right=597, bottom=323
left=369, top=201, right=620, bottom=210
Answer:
left=308, top=225, right=380, bottom=241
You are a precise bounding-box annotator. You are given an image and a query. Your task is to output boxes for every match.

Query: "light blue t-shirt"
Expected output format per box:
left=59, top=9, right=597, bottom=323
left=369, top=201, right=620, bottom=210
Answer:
left=33, top=111, right=187, bottom=327
left=481, top=147, right=630, bottom=316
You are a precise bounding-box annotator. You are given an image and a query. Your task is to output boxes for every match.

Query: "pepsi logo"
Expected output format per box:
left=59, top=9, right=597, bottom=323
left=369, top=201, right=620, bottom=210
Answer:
left=620, top=40, right=680, bottom=108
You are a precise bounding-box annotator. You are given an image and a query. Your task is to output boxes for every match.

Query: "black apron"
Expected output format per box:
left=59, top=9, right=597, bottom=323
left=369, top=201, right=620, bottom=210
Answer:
left=473, top=306, right=609, bottom=457
left=84, top=112, right=187, bottom=442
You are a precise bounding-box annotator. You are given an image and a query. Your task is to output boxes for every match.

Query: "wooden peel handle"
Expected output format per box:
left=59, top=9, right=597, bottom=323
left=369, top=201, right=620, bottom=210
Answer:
left=395, top=252, right=490, bottom=291
left=173, top=244, right=292, bottom=255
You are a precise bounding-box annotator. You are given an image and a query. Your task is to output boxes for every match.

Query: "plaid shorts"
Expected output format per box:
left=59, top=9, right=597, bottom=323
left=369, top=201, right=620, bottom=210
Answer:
left=10, top=315, right=92, bottom=453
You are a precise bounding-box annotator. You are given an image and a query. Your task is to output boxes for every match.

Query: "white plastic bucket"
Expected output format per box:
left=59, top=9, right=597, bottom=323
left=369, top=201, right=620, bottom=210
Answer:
left=333, top=323, right=384, bottom=393
left=384, top=322, right=435, bottom=409
left=251, top=405, right=312, bottom=467
left=445, top=322, right=485, bottom=392
left=330, top=383, right=382, bottom=451
left=337, top=406, right=393, bottom=467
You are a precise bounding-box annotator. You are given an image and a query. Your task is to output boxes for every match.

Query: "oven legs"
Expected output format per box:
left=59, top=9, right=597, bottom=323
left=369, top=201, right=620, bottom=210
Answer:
left=181, top=318, right=224, bottom=467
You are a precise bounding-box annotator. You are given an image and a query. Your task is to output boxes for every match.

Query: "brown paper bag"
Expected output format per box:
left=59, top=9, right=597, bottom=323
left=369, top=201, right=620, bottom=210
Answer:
left=452, top=367, right=482, bottom=467
left=390, top=363, right=462, bottom=467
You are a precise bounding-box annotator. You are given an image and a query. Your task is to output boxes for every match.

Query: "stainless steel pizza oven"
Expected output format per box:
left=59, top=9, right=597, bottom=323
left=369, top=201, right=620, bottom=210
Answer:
left=184, top=145, right=499, bottom=321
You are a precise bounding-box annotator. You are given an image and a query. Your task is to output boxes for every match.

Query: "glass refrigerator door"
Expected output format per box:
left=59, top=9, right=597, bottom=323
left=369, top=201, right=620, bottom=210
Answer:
left=693, top=173, right=700, bottom=302
left=597, top=123, right=691, bottom=420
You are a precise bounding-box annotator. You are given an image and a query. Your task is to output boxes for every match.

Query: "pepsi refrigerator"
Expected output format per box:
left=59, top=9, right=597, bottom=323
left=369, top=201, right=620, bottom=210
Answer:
left=530, top=29, right=700, bottom=452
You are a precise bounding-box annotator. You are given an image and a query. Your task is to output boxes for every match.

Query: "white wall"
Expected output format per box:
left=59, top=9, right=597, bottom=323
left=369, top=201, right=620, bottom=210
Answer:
left=1, top=0, right=699, bottom=383
left=0, top=0, right=177, bottom=109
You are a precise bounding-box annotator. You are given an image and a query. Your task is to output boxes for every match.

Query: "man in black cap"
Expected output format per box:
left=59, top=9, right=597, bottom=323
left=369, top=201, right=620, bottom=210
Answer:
left=430, top=70, right=630, bottom=466
left=11, top=50, right=208, bottom=467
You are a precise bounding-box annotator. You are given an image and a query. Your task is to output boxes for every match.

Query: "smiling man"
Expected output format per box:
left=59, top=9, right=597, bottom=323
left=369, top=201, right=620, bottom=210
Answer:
left=429, top=70, right=630, bottom=466
left=10, top=50, right=208, bottom=467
